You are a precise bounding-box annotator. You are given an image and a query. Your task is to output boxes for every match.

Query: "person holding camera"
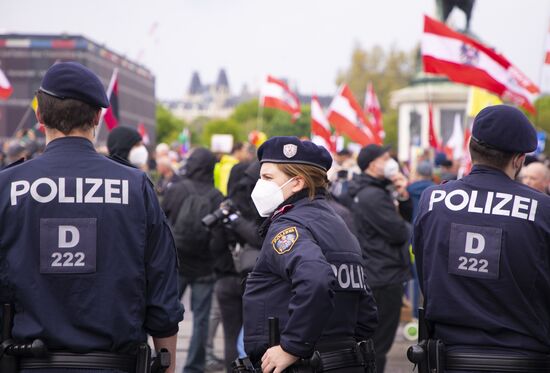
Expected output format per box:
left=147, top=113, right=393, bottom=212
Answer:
left=204, top=161, right=264, bottom=372
left=243, top=136, right=378, bottom=373
left=162, top=147, right=225, bottom=373
left=347, top=144, right=412, bottom=373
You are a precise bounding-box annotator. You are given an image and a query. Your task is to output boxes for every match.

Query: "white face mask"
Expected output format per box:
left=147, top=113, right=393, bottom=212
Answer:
left=128, top=145, right=149, bottom=167
left=251, top=177, right=295, bottom=217
left=383, top=158, right=399, bottom=179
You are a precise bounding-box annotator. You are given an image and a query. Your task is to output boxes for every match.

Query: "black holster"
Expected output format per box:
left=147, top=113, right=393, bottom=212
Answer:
left=407, top=307, right=445, bottom=373
left=357, top=339, right=377, bottom=373
left=136, top=343, right=171, bottom=373
left=232, top=356, right=259, bottom=373
left=1, top=303, right=19, bottom=373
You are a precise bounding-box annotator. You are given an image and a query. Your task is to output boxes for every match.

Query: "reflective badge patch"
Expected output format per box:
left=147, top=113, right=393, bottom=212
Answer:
left=448, top=223, right=502, bottom=280
left=40, top=218, right=97, bottom=274
left=271, top=227, right=299, bottom=255
left=283, top=144, right=298, bottom=158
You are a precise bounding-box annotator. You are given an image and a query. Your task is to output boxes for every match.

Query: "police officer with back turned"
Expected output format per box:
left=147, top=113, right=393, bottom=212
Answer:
left=0, top=61, right=184, bottom=373
left=411, top=105, right=550, bottom=372
left=242, top=136, right=378, bottom=373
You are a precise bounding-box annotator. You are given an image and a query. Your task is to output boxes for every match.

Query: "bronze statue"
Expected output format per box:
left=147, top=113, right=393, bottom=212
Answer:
left=436, top=0, right=476, bottom=32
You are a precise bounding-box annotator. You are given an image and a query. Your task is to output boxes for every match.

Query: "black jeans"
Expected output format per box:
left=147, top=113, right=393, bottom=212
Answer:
left=372, top=283, right=404, bottom=373
left=215, top=276, right=243, bottom=373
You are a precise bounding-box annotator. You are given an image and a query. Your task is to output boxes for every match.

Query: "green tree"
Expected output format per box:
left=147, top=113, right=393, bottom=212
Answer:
left=336, top=44, right=416, bottom=146
left=265, top=105, right=311, bottom=138
left=336, top=44, right=416, bottom=111
left=226, top=99, right=311, bottom=140
left=526, top=96, right=550, bottom=155
left=188, top=116, right=210, bottom=146
left=202, top=118, right=245, bottom=146
left=156, top=104, right=186, bottom=144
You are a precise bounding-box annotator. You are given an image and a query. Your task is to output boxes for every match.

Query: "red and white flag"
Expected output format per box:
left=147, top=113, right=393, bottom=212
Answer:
left=137, top=122, right=150, bottom=145
left=103, top=68, right=119, bottom=131
left=364, top=82, right=384, bottom=142
left=327, top=84, right=379, bottom=146
left=422, top=15, right=539, bottom=113
left=0, top=67, right=13, bottom=100
left=260, top=75, right=300, bottom=121
left=311, top=96, right=335, bottom=153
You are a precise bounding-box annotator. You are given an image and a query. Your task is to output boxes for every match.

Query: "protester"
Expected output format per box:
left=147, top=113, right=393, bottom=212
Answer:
left=212, top=161, right=264, bottom=372
left=106, top=125, right=148, bottom=170
left=407, top=160, right=435, bottom=222
left=156, top=156, right=181, bottom=197
left=520, top=161, right=550, bottom=194
left=161, top=147, right=225, bottom=373
left=348, top=144, right=411, bottom=373
left=214, top=142, right=255, bottom=196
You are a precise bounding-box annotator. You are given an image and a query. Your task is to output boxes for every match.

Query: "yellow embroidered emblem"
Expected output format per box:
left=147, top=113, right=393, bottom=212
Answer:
left=271, top=227, right=299, bottom=255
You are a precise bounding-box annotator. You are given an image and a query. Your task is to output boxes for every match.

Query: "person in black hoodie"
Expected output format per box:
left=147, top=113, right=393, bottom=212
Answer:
left=210, top=161, right=264, bottom=372
left=162, top=147, right=225, bottom=373
left=347, top=144, right=412, bottom=373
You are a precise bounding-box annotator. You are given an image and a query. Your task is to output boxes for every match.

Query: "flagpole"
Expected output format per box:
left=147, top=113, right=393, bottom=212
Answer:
left=95, top=68, right=118, bottom=143
left=257, top=97, right=264, bottom=132
left=11, top=103, right=34, bottom=137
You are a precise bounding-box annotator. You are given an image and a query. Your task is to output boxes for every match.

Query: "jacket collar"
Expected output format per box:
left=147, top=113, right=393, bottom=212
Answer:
left=44, top=136, right=96, bottom=154
left=468, top=164, right=511, bottom=180
left=258, top=188, right=326, bottom=238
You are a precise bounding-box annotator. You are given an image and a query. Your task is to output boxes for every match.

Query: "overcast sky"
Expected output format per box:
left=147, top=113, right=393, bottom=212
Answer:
left=3, top=0, right=549, bottom=100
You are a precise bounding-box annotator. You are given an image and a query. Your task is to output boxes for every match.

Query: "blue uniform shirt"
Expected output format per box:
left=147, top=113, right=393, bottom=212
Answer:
left=243, top=194, right=378, bottom=361
left=413, top=165, right=550, bottom=353
left=0, top=137, right=183, bottom=353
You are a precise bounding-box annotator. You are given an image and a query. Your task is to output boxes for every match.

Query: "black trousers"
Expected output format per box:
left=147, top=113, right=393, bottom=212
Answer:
left=372, top=283, right=404, bottom=373
left=215, top=275, right=243, bottom=373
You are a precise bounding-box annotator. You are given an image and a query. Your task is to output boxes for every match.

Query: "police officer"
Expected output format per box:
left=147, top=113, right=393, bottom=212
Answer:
left=243, top=136, right=378, bottom=373
left=412, top=105, right=550, bottom=372
left=0, top=62, right=184, bottom=373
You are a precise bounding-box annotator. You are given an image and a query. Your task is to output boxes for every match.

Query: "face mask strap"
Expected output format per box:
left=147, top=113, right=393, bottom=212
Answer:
left=279, top=177, right=296, bottom=191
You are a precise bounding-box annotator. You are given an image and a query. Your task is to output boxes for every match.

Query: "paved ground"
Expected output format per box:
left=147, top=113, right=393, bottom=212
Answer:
left=174, top=294, right=415, bottom=373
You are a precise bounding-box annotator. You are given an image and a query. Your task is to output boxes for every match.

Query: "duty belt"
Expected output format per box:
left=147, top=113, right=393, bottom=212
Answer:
left=20, top=351, right=136, bottom=372
left=288, top=339, right=376, bottom=373
left=445, top=352, right=550, bottom=372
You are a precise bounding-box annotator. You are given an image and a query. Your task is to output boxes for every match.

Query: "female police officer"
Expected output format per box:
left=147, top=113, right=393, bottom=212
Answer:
left=242, top=136, right=378, bottom=373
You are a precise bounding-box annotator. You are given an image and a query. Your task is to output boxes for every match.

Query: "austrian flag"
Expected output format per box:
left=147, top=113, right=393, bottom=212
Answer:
left=422, top=15, right=539, bottom=113
left=327, top=84, right=379, bottom=146
left=0, top=67, right=13, bottom=100
left=311, top=96, right=336, bottom=152
left=260, top=75, right=301, bottom=121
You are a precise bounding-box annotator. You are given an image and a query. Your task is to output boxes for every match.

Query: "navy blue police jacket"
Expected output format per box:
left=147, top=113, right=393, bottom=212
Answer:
left=413, top=165, right=550, bottom=353
left=0, top=137, right=184, bottom=353
left=243, top=191, right=378, bottom=362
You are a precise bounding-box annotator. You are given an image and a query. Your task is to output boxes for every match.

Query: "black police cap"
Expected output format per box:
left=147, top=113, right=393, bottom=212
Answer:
left=257, top=136, right=333, bottom=171
left=471, top=105, right=537, bottom=153
left=39, top=62, right=109, bottom=108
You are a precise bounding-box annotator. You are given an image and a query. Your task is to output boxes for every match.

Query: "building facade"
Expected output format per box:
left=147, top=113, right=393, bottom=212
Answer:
left=0, top=34, right=156, bottom=143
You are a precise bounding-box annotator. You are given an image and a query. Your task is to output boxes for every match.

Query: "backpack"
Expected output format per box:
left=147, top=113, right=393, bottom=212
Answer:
left=172, top=180, right=219, bottom=259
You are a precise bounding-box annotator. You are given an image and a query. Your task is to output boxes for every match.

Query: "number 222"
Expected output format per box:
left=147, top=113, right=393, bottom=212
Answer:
left=458, top=256, right=488, bottom=273
left=51, top=252, right=85, bottom=267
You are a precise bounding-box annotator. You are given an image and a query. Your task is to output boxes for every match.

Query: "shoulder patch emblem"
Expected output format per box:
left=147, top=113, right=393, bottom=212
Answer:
left=271, top=227, right=299, bottom=255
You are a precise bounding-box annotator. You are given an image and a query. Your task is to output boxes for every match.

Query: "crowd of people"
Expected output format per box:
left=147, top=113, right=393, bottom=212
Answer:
left=2, top=119, right=550, bottom=373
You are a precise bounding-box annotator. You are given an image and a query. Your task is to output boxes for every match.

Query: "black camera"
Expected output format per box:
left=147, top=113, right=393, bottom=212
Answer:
left=202, top=199, right=236, bottom=228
